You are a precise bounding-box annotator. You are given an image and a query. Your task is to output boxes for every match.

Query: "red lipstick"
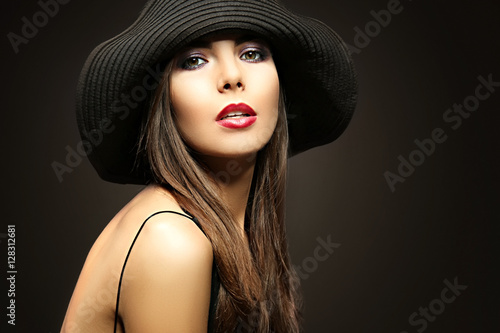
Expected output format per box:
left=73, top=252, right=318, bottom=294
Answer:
left=216, top=103, right=257, bottom=129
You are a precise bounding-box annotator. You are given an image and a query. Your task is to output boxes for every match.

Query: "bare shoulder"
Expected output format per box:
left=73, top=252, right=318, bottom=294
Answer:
left=116, top=184, right=213, bottom=281
left=118, top=201, right=214, bottom=332
left=62, top=184, right=213, bottom=333
left=126, top=210, right=213, bottom=272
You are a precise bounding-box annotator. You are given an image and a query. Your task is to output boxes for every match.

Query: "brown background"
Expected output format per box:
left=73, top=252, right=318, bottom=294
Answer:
left=1, top=0, right=499, bottom=332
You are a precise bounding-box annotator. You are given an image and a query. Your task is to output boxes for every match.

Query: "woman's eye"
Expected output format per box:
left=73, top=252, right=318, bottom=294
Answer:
left=181, top=56, right=207, bottom=69
left=241, top=50, right=265, bottom=62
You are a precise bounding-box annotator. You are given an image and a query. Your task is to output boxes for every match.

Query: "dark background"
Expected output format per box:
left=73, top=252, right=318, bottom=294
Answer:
left=1, top=0, right=499, bottom=332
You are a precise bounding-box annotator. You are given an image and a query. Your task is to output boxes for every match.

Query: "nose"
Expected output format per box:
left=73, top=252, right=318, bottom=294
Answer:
left=217, top=57, right=245, bottom=93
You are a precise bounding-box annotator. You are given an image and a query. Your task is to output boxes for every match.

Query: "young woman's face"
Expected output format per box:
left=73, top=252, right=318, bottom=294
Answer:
left=169, top=35, right=280, bottom=159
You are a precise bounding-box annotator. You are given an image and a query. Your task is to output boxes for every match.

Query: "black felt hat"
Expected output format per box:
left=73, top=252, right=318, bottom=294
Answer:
left=76, top=0, right=358, bottom=184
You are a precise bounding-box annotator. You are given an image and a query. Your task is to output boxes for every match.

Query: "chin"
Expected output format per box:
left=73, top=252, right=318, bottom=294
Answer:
left=188, top=130, right=274, bottom=160
left=201, top=148, right=262, bottom=160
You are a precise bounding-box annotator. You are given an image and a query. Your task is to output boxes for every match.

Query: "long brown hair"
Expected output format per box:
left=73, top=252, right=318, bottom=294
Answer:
left=138, top=59, right=301, bottom=332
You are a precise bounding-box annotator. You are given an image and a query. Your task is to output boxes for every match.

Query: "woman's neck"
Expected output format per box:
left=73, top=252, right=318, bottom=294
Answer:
left=201, top=153, right=257, bottom=233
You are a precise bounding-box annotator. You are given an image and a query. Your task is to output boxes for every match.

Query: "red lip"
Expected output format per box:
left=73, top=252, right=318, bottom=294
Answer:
left=216, top=103, right=257, bottom=129
left=216, top=103, right=256, bottom=120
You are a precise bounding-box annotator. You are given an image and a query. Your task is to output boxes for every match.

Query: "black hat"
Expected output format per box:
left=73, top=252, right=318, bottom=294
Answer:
left=76, top=0, right=358, bottom=184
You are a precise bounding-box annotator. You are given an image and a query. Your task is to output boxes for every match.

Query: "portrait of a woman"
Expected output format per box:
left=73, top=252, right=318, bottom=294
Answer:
left=60, top=0, right=356, bottom=332
left=1, top=0, right=498, bottom=332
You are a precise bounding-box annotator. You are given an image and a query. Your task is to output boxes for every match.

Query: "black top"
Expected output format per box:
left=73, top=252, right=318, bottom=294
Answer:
left=113, top=210, right=219, bottom=332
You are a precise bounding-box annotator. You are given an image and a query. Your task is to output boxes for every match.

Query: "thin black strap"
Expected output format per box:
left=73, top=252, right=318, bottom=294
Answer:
left=113, top=210, right=196, bottom=333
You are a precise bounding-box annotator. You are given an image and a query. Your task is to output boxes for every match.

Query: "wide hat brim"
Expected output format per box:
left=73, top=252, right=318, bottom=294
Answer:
left=76, top=0, right=358, bottom=184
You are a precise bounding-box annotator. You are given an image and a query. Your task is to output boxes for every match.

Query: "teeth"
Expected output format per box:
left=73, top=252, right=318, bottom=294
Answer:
left=222, top=112, right=249, bottom=120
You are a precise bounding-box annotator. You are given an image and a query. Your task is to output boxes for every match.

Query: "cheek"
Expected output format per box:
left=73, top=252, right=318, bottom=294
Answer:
left=246, top=66, right=280, bottom=146
left=170, top=75, right=198, bottom=121
left=259, top=67, right=280, bottom=126
left=169, top=74, right=210, bottom=137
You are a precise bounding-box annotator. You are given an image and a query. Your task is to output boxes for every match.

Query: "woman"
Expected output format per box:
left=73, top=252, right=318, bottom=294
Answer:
left=62, top=0, right=357, bottom=332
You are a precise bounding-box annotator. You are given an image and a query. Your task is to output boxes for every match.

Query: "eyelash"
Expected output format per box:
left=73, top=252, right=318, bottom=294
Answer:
left=180, top=56, right=207, bottom=70
left=179, top=46, right=269, bottom=70
left=240, top=48, right=268, bottom=62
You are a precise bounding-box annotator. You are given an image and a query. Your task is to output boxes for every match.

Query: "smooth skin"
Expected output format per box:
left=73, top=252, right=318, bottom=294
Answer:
left=61, top=36, right=280, bottom=332
left=171, top=35, right=279, bottom=160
